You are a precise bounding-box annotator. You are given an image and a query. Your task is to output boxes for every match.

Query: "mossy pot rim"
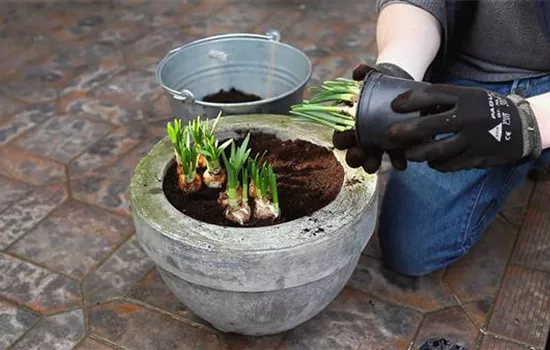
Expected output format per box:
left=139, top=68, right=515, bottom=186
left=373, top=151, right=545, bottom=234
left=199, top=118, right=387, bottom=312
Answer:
left=129, top=114, right=377, bottom=253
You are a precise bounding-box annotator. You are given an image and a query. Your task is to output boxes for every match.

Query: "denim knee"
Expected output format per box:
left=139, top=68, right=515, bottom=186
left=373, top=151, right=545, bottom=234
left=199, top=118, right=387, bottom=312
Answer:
left=378, top=232, right=443, bottom=277
left=376, top=165, right=480, bottom=277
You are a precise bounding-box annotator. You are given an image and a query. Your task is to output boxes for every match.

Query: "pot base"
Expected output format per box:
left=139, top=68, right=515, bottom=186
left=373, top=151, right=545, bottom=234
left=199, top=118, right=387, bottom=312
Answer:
left=156, top=253, right=360, bottom=336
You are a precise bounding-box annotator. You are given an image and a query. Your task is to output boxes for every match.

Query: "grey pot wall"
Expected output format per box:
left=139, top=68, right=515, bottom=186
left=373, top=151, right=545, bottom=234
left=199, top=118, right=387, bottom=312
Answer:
left=129, top=114, right=379, bottom=336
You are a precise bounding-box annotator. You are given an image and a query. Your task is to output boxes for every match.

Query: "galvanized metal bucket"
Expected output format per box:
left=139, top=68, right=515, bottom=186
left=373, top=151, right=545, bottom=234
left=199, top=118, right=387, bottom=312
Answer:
left=156, top=30, right=312, bottom=122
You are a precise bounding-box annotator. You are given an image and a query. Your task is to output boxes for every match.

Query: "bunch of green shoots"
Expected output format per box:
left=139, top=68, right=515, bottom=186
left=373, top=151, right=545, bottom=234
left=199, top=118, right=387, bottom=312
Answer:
left=187, top=115, right=211, bottom=168
left=248, top=156, right=280, bottom=220
left=167, top=119, right=184, bottom=163
left=166, top=120, right=202, bottom=194
left=198, top=135, right=232, bottom=188
left=289, top=78, right=361, bottom=131
left=220, top=133, right=252, bottom=225
left=167, top=116, right=282, bottom=225
left=191, top=112, right=232, bottom=188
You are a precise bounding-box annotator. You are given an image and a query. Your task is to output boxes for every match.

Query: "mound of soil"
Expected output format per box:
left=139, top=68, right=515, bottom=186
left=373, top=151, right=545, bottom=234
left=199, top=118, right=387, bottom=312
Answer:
left=163, top=132, right=345, bottom=227
left=202, top=88, right=262, bottom=103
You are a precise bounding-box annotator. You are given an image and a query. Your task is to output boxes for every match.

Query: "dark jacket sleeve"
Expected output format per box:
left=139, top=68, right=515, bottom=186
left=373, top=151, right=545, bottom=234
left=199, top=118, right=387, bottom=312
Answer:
left=375, top=0, right=446, bottom=27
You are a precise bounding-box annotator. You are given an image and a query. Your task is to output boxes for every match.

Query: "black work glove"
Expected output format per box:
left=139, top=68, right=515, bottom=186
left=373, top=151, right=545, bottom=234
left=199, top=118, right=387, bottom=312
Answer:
left=386, top=84, right=542, bottom=172
left=332, top=63, right=412, bottom=173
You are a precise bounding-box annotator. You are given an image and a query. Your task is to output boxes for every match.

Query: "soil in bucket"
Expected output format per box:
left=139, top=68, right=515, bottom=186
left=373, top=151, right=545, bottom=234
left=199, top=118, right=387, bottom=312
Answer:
left=163, top=132, right=345, bottom=227
left=202, top=87, right=262, bottom=103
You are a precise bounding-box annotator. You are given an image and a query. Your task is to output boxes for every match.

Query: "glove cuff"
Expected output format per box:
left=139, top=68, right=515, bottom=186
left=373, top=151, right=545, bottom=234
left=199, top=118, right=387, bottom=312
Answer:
left=375, top=63, right=414, bottom=80
left=508, top=94, right=542, bottom=159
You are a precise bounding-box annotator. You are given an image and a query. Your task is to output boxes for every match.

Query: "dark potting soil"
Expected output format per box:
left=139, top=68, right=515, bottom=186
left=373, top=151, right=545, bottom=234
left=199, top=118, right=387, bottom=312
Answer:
left=163, top=132, right=345, bottom=227
left=202, top=87, right=262, bottom=103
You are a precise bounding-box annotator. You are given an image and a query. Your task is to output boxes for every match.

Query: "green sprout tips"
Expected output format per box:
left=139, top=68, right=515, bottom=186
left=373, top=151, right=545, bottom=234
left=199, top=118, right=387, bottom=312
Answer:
left=248, top=157, right=265, bottom=200
left=220, top=133, right=252, bottom=225
left=289, top=78, right=361, bottom=132
left=251, top=162, right=280, bottom=221
left=198, top=135, right=232, bottom=188
left=187, top=116, right=208, bottom=168
left=207, top=111, right=223, bottom=137
left=247, top=151, right=280, bottom=221
left=268, top=165, right=280, bottom=216
left=198, top=111, right=223, bottom=139
left=187, top=116, right=206, bottom=145
left=175, top=128, right=203, bottom=194
left=187, top=112, right=225, bottom=169
left=247, top=150, right=267, bottom=198
left=166, top=119, right=184, bottom=163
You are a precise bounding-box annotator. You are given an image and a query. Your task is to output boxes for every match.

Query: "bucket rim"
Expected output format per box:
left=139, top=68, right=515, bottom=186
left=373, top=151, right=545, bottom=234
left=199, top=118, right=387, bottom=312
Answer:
left=155, top=33, right=313, bottom=107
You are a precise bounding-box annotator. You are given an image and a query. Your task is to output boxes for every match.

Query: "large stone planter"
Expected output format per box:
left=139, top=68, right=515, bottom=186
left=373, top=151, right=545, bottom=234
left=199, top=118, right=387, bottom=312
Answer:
left=129, top=114, right=378, bottom=336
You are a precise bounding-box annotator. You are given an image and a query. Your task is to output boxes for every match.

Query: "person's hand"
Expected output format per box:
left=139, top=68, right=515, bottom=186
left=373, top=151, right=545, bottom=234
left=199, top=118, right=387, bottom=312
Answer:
left=332, top=62, right=412, bottom=173
left=386, top=84, right=542, bottom=172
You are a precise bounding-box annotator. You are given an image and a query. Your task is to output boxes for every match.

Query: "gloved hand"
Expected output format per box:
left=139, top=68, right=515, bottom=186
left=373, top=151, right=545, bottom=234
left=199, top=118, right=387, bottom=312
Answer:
left=386, top=84, right=542, bottom=172
left=332, top=62, right=413, bottom=173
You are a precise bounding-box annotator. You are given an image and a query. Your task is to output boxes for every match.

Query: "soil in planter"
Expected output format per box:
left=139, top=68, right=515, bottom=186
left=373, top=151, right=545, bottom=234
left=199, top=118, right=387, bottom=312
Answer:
left=202, top=87, right=262, bottom=103
left=163, top=132, right=345, bottom=227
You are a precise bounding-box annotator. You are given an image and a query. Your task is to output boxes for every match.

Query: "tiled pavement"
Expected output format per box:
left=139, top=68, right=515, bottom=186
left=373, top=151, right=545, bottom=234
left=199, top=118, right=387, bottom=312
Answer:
left=0, top=1, right=549, bottom=349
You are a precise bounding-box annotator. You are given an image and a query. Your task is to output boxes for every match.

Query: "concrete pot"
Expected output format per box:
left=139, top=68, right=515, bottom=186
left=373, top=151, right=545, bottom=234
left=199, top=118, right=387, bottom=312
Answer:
left=129, top=114, right=378, bottom=336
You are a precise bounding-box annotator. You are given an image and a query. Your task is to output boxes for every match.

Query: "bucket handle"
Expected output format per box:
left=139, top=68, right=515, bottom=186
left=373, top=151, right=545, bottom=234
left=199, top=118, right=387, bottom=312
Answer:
left=172, top=89, right=195, bottom=102
left=164, top=29, right=281, bottom=103
left=166, top=29, right=281, bottom=57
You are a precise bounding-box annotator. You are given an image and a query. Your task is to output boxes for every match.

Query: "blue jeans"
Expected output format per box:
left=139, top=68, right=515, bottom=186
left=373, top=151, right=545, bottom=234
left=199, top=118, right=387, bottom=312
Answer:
left=378, top=73, right=550, bottom=277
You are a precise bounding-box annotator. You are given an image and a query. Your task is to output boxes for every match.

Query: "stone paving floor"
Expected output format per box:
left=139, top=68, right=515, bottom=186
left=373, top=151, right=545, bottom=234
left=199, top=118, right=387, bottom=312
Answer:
left=0, top=1, right=549, bottom=349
